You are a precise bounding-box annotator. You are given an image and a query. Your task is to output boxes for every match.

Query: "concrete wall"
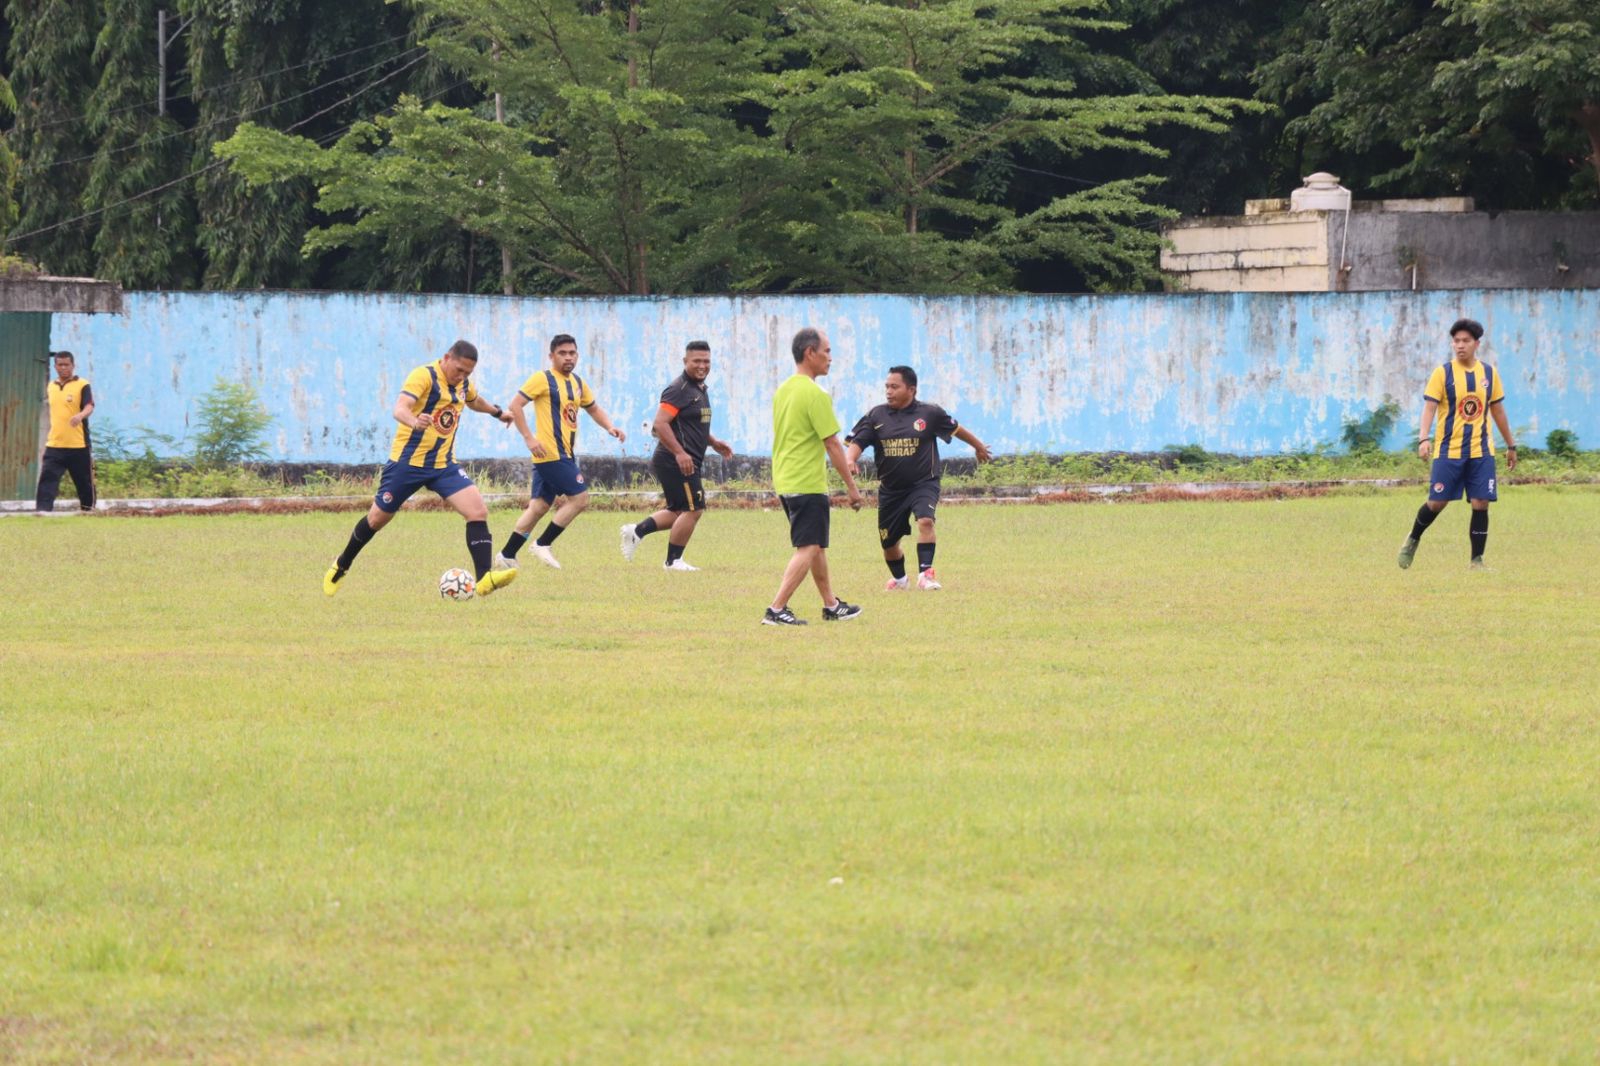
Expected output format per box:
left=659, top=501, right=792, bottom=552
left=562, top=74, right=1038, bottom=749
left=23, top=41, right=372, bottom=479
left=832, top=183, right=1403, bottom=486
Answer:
left=48, top=289, right=1600, bottom=461
left=1339, top=212, right=1600, bottom=292
left=1164, top=210, right=1600, bottom=293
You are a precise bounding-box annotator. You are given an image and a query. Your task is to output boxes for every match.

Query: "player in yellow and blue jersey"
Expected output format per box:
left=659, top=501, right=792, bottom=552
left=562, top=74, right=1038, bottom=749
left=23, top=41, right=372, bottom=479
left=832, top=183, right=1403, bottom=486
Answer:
left=1397, top=318, right=1518, bottom=570
left=497, top=333, right=626, bottom=570
left=323, top=340, right=520, bottom=597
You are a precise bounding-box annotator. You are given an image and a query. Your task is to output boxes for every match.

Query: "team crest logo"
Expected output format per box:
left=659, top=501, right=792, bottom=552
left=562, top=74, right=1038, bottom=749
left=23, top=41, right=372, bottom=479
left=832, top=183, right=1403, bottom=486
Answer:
left=1433, top=482, right=1445, bottom=493
left=576, top=472, right=586, bottom=485
left=434, top=408, right=459, bottom=434
left=913, top=418, right=927, bottom=432
left=381, top=491, right=394, bottom=503
left=562, top=403, right=579, bottom=427
left=1457, top=396, right=1483, bottom=421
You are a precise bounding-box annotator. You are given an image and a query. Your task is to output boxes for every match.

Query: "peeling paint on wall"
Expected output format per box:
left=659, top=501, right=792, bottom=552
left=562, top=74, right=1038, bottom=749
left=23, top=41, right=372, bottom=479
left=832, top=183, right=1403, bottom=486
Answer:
left=49, top=289, right=1600, bottom=461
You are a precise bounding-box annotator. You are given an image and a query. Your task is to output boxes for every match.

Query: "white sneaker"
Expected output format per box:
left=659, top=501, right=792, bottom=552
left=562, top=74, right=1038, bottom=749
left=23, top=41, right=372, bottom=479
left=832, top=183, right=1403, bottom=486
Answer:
left=917, top=568, right=942, bottom=591
left=884, top=575, right=909, bottom=591
left=664, top=558, right=700, bottom=571
left=619, top=523, right=641, bottom=562
left=493, top=552, right=519, bottom=571
left=530, top=544, right=562, bottom=569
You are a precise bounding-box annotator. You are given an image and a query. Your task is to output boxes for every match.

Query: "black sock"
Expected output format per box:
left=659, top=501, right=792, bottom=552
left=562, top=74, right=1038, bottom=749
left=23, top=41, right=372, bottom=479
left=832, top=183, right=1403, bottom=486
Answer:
left=916, top=542, right=936, bottom=572
left=635, top=516, right=659, bottom=537
left=1410, top=505, right=1441, bottom=541
left=666, top=542, right=685, bottom=564
left=1470, top=509, right=1488, bottom=559
left=336, top=517, right=377, bottom=570
left=535, top=521, right=567, bottom=547
left=466, top=520, right=493, bottom=580
left=886, top=555, right=906, bottom=580
left=501, top=530, right=528, bottom=559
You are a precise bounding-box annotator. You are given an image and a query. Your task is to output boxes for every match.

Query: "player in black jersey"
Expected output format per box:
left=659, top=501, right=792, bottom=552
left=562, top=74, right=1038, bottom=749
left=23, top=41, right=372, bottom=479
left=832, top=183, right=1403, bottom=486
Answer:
left=846, top=365, right=991, bottom=590
left=620, top=341, right=735, bottom=570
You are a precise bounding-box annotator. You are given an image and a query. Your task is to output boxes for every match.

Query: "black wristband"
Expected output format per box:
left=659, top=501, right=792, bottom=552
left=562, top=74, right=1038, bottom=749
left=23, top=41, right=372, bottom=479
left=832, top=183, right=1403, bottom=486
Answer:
left=493, top=405, right=504, bottom=419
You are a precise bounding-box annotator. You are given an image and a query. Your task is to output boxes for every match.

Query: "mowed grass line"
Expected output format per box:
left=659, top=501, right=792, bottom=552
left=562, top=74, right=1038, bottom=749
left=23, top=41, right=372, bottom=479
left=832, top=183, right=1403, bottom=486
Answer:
left=2, top=489, right=1598, bottom=1062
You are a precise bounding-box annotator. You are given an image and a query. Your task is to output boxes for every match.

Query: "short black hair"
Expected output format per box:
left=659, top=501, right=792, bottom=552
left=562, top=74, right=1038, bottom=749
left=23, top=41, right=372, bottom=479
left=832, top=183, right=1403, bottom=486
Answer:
left=1449, top=318, right=1484, bottom=340
left=686, top=340, right=711, bottom=352
left=888, top=365, right=917, bottom=389
left=52, top=350, right=75, bottom=362
left=791, top=327, right=821, bottom=364
left=446, top=339, right=478, bottom=361
left=550, top=333, right=577, bottom=352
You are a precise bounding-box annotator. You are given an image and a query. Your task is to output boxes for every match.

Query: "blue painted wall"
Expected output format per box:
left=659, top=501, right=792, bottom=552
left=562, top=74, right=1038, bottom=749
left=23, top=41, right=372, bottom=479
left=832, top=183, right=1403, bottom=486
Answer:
left=49, top=289, right=1600, bottom=462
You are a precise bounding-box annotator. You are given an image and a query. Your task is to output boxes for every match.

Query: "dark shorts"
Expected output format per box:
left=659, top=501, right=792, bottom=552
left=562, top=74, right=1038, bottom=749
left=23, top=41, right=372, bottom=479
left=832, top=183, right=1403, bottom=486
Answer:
left=1429, top=455, right=1497, bottom=502
left=653, top=455, right=706, bottom=513
left=532, top=458, right=588, bottom=504
left=878, top=481, right=940, bottom=546
left=374, top=461, right=475, bottom=513
left=780, top=493, right=830, bottom=549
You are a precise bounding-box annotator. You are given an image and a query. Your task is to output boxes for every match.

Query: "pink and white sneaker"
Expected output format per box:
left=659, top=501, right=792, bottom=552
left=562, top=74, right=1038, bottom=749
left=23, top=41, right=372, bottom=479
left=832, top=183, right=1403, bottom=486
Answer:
left=916, top=568, right=942, bottom=591
left=884, top=575, right=909, bottom=591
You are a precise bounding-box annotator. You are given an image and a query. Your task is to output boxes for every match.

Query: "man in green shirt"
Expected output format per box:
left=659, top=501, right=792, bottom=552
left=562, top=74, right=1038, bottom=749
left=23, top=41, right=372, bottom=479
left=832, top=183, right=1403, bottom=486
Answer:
left=764, top=327, right=866, bottom=626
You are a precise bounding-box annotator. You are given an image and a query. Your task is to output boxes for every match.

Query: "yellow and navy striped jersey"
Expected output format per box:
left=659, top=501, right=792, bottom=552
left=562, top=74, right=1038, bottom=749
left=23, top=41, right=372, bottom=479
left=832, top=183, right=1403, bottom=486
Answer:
left=518, top=369, right=595, bottom=464
left=46, top=377, right=93, bottom=449
left=1425, top=359, right=1505, bottom=459
left=388, top=360, right=479, bottom=468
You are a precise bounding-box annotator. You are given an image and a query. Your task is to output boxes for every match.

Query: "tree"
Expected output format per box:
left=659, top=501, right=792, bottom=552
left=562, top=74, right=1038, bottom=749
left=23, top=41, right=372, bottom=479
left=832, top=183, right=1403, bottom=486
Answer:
left=0, top=69, right=16, bottom=239
left=217, top=0, right=1255, bottom=294
left=83, top=0, right=198, bottom=287
left=218, top=0, right=794, bottom=295
left=758, top=0, right=1259, bottom=292
left=1257, top=0, right=1600, bottom=207
left=3, top=0, right=99, bottom=275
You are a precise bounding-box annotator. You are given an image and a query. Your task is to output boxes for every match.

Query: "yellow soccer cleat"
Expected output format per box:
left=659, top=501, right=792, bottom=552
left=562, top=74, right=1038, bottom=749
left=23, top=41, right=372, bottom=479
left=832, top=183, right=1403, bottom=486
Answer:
left=476, top=566, right=518, bottom=598
left=323, top=562, right=348, bottom=596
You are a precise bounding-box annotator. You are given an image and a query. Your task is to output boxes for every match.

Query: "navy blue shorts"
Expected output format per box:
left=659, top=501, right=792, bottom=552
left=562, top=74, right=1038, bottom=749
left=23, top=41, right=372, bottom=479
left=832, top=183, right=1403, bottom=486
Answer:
left=1428, top=455, right=1497, bottom=502
left=374, top=461, right=475, bottom=513
left=531, top=458, right=588, bottom=503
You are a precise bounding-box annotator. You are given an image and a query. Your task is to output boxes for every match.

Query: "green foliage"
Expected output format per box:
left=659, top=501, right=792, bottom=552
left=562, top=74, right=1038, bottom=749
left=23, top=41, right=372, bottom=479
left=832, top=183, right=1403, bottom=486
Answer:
left=1340, top=398, right=1400, bottom=453
left=1258, top=0, right=1600, bottom=207
left=0, top=70, right=16, bottom=237
left=215, top=0, right=1258, bottom=294
left=1162, top=442, right=1211, bottom=466
left=1546, top=428, right=1581, bottom=459
left=190, top=379, right=274, bottom=466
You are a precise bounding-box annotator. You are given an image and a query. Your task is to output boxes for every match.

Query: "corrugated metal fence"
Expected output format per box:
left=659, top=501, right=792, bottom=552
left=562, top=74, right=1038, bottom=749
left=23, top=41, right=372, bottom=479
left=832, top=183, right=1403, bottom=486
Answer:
left=0, top=312, right=51, bottom=500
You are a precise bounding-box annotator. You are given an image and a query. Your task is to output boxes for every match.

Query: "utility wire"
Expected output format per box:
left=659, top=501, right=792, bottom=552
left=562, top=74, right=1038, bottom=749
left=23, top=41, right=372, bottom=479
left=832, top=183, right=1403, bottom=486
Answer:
left=21, top=46, right=429, bottom=175
left=26, top=29, right=422, bottom=132
left=5, top=66, right=467, bottom=246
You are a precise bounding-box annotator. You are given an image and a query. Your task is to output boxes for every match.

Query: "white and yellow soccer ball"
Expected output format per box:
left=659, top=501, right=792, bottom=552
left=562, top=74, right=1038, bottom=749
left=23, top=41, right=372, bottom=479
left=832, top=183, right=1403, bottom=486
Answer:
left=439, top=567, right=476, bottom=601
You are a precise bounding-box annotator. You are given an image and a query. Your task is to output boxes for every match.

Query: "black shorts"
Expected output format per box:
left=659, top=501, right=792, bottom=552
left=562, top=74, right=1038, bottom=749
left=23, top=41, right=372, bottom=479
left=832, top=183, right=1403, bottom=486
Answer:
left=780, top=493, right=830, bottom=549
left=653, top=455, right=706, bottom=512
left=877, top=481, right=940, bottom=546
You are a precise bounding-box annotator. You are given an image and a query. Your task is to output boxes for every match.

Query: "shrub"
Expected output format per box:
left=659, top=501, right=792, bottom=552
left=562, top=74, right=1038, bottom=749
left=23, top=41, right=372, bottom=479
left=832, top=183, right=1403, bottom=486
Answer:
left=1546, top=428, right=1580, bottom=460
left=192, top=380, right=274, bottom=466
left=1341, top=399, right=1400, bottom=453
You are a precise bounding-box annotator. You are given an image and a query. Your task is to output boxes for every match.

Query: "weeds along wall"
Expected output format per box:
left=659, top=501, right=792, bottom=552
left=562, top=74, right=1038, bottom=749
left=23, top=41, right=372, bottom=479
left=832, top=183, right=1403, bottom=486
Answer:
left=49, top=289, right=1600, bottom=462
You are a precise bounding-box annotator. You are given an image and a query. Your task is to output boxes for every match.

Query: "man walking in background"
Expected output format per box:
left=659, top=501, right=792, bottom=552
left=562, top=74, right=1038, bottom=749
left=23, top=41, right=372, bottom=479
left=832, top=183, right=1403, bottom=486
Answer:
left=846, top=365, right=991, bottom=590
left=36, top=351, right=96, bottom=512
left=1398, top=317, right=1517, bottom=570
left=499, top=333, right=627, bottom=570
left=763, top=327, right=865, bottom=626
left=620, top=340, right=735, bottom=571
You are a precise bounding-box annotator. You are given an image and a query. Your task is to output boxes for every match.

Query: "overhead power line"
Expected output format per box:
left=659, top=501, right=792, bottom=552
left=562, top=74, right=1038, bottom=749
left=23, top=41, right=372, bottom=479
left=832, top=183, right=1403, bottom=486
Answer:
left=26, top=29, right=422, bottom=133
left=4, top=66, right=468, bottom=247
left=21, top=47, right=430, bottom=175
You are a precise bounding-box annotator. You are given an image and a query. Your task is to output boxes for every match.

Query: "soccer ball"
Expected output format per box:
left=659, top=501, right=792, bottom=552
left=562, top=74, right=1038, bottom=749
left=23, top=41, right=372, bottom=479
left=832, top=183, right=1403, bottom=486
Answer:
left=439, top=567, right=476, bottom=601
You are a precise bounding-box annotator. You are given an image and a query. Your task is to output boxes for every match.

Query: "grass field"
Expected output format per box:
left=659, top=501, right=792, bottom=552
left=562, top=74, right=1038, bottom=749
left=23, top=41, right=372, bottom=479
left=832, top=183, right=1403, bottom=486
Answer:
left=3, top=488, right=1599, bottom=1062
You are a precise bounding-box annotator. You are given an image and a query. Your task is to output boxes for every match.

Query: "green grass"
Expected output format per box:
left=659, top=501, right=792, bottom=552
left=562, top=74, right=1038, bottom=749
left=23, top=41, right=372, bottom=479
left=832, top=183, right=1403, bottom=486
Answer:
left=3, top=489, right=1599, bottom=1062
